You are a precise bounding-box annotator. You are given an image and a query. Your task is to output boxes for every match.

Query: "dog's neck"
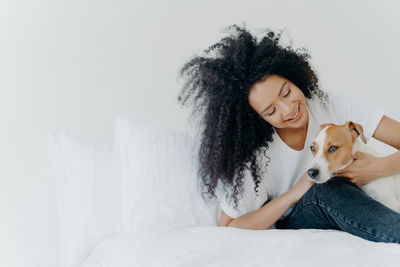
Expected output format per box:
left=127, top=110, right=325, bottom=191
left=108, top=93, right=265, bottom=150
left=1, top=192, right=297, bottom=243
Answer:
left=332, top=137, right=366, bottom=177
left=333, top=159, right=353, bottom=176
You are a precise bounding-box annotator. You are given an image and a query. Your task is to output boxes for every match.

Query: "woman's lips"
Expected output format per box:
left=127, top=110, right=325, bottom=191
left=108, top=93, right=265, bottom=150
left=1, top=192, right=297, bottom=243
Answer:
left=286, top=104, right=301, bottom=122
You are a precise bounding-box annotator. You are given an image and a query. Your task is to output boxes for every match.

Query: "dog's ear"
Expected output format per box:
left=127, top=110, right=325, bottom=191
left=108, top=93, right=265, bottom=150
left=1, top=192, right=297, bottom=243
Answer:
left=345, top=121, right=367, bottom=144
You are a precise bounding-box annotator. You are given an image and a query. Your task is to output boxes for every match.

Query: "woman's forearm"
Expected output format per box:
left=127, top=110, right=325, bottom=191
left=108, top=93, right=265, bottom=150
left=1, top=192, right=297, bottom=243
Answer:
left=227, top=173, right=313, bottom=230
left=227, top=190, right=297, bottom=230
left=381, top=150, right=400, bottom=177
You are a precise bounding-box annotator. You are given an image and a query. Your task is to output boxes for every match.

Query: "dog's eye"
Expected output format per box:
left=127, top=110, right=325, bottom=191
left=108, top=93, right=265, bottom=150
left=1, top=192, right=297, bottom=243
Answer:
left=310, top=145, right=315, bottom=152
left=328, top=146, right=338, bottom=153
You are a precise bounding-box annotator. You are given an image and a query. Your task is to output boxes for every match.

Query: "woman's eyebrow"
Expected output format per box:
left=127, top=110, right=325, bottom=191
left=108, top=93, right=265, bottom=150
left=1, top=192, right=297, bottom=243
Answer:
left=260, top=81, right=287, bottom=115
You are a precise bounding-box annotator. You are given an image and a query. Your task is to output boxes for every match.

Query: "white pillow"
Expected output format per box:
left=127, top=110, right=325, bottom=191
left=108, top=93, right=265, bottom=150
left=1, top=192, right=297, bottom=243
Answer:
left=114, top=118, right=221, bottom=238
left=49, top=132, right=120, bottom=267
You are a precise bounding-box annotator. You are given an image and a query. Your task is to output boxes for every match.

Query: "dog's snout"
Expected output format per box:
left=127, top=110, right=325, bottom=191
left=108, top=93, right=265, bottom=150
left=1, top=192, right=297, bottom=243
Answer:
left=307, top=168, right=320, bottom=180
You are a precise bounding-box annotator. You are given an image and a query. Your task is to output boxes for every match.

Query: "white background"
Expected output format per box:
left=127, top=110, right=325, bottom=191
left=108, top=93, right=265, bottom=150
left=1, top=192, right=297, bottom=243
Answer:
left=1, top=0, right=399, bottom=266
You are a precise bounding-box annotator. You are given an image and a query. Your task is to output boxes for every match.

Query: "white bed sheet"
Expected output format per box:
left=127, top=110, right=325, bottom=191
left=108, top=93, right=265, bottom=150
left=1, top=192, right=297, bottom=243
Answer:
left=82, top=226, right=400, bottom=267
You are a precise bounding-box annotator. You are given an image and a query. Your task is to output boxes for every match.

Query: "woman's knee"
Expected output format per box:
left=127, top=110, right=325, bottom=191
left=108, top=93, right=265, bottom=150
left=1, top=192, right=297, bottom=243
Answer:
left=295, top=176, right=360, bottom=209
left=312, top=176, right=361, bottom=202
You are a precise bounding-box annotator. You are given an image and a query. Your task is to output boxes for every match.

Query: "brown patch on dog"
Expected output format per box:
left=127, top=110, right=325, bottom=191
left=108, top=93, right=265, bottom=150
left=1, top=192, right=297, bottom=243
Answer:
left=324, top=124, right=354, bottom=175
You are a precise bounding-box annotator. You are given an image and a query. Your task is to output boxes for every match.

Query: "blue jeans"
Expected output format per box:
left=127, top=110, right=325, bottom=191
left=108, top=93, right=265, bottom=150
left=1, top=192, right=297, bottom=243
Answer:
left=274, top=177, right=400, bottom=243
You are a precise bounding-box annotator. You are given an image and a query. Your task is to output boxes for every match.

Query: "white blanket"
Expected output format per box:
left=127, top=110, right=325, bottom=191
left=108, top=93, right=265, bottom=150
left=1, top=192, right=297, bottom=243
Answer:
left=83, top=226, right=400, bottom=267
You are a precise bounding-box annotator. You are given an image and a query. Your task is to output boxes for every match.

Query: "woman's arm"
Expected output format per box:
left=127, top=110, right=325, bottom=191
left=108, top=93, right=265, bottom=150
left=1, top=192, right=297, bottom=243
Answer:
left=337, top=115, right=400, bottom=185
left=220, top=173, right=313, bottom=230
left=373, top=115, right=400, bottom=177
left=373, top=115, right=400, bottom=150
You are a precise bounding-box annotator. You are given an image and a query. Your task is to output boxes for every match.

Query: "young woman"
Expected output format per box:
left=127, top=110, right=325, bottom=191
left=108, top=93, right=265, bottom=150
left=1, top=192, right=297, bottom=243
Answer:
left=177, top=24, right=400, bottom=243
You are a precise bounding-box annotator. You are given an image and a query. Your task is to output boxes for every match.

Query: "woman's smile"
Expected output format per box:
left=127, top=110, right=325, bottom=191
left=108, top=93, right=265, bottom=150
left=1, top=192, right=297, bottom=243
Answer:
left=286, top=104, right=301, bottom=122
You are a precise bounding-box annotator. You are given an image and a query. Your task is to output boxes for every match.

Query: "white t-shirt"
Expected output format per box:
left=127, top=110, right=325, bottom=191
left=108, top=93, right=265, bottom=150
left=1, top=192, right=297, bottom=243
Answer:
left=215, top=90, right=385, bottom=222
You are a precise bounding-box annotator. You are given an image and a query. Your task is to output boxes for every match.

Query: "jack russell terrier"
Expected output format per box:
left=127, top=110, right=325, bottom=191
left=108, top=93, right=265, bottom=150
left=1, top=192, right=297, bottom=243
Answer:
left=307, top=121, right=400, bottom=213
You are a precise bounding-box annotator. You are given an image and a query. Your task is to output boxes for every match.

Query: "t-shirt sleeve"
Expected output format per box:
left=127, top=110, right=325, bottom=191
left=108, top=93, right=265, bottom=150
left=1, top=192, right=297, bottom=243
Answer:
left=215, top=169, right=268, bottom=219
left=328, top=90, right=384, bottom=142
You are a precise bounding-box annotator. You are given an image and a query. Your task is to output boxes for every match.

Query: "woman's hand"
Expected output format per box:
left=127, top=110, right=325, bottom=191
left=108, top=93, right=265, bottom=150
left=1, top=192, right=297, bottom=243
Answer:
left=336, top=147, right=386, bottom=186
left=289, top=172, right=314, bottom=204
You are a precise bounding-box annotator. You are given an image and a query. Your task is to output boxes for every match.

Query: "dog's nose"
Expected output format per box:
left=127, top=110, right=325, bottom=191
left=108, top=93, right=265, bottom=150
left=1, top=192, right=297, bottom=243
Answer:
left=307, top=168, right=320, bottom=179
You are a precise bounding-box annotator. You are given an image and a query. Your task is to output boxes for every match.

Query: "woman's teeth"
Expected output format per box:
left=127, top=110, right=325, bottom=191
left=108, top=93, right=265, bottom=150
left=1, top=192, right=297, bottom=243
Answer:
left=287, top=106, right=299, bottom=121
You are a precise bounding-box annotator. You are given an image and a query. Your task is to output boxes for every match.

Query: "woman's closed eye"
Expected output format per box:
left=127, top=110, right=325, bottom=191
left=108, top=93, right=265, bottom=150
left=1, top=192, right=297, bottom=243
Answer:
left=268, top=108, right=276, bottom=116
left=267, top=89, right=291, bottom=116
left=283, top=88, right=291, bottom=97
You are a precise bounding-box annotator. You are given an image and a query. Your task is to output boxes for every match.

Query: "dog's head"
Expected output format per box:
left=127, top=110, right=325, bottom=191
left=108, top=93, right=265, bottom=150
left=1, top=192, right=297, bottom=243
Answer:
left=307, top=121, right=367, bottom=183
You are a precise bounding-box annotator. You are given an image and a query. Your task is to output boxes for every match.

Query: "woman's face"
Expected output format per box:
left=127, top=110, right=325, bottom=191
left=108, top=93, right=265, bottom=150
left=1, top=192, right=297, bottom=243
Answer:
left=248, top=74, right=308, bottom=131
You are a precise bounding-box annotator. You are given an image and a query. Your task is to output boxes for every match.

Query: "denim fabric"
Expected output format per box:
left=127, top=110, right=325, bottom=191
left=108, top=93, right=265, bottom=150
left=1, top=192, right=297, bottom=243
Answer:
left=274, top=177, right=400, bottom=244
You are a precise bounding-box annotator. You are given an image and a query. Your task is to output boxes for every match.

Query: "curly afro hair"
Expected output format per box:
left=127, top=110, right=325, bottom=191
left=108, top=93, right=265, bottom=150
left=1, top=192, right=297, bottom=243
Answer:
left=177, top=24, right=327, bottom=211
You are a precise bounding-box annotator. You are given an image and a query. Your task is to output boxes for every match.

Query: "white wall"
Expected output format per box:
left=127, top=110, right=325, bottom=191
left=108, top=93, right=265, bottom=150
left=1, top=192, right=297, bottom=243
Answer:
left=1, top=0, right=399, bottom=266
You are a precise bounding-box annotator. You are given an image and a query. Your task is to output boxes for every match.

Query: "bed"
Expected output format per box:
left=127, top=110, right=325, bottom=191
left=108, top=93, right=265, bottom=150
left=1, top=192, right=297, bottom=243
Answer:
left=82, top=227, right=400, bottom=266
left=50, top=118, right=400, bottom=267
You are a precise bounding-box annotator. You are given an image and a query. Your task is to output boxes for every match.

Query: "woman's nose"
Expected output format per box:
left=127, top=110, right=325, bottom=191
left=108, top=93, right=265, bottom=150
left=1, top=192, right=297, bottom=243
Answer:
left=280, top=103, right=292, bottom=117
